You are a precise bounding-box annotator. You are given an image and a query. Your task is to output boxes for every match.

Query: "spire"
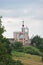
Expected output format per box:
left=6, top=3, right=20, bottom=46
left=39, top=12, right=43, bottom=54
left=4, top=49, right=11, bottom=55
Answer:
left=22, top=21, right=25, bottom=32
left=22, top=21, right=24, bottom=27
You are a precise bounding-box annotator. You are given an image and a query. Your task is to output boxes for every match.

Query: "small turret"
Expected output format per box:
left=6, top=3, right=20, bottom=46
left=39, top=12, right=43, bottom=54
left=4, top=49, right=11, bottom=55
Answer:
left=22, top=21, right=25, bottom=33
left=22, top=21, right=24, bottom=27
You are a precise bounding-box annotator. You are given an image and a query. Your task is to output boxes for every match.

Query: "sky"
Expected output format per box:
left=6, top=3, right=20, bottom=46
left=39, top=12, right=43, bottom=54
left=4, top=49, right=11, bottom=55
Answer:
left=0, top=0, right=43, bottom=38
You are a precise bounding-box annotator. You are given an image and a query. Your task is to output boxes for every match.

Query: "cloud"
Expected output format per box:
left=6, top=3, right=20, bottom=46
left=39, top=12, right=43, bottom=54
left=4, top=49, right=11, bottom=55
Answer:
left=2, top=16, right=43, bottom=38
left=0, top=0, right=43, bottom=38
left=0, top=6, right=43, bottom=20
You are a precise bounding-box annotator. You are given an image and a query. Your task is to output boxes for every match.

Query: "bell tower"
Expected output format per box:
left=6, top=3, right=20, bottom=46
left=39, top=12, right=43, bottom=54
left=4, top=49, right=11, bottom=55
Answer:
left=21, top=21, right=25, bottom=45
left=22, top=21, right=25, bottom=33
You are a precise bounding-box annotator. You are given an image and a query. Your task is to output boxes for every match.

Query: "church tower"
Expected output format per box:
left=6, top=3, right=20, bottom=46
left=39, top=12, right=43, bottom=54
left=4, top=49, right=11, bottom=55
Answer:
left=21, top=21, right=25, bottom=45
left=13, top=20, right=30, bottom=45
left=22, top=21, right=25, bottom=33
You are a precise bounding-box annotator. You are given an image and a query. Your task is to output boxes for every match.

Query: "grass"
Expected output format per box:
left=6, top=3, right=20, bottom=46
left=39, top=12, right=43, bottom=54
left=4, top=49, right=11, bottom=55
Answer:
left=11, top=51, right=43, bottom=65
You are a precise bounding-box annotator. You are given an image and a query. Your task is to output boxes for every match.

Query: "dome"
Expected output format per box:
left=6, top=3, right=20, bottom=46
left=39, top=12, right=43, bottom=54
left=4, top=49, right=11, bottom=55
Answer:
left=19, top=34, right=24, bottom=39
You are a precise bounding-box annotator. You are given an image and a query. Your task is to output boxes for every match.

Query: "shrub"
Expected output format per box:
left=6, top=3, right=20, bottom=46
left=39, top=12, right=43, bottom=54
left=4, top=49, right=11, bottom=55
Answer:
left=42, top=56, right=43, bottom=62
left=39, top=44, right=43, bottom=53
left=42, top=57, right=43, bottom=62
left=14, top=60, right=23, bottom=65
left=12, top=42, right=23, bottom=52
left=23, top=46, right=41, bottom=55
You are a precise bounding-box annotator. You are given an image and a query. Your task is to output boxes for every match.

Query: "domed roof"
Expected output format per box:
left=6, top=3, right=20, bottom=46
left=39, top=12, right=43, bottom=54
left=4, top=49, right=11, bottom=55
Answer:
left=19, top=34, right=24, bottom=39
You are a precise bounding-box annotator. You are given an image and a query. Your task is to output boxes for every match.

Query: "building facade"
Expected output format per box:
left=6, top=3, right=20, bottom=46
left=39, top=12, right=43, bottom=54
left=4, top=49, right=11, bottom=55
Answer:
left=13, top=21, right=31, bottom=45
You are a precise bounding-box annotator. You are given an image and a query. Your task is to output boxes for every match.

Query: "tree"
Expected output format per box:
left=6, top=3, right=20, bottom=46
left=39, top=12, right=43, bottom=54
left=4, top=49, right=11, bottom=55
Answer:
left=12, top=42, right=23, bottom=52
left=39, top=38, right=43, bottom=52
left=0, top=16, right=5, bottom=43
left=31, top=35, right=43, bottom=53
left=14, top=42, right=23, bottom=49
left=31, top=35, right=41, bottom=47
left=0, top=17, right=23, bottom=65
left=0, top=16, right=11, bottom=64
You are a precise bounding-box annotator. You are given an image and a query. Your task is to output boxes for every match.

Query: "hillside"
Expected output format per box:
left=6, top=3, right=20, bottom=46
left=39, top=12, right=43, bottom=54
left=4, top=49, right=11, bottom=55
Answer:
left=11, top=51, right=43, bottom=65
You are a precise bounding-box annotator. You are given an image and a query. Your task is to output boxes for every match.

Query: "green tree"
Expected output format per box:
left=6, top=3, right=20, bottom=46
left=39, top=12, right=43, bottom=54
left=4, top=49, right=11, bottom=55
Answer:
left=14, top=42, right=23, bottom=49
left=0, top=17, right=23, bottom=65
left=39, top=39, right=43, bottom=52
left=0, top=16, right=5, bottom=43
left=0, top=16, right=11, bottom=64
left=31, top=35, right=41, bottom=47
left=23, top=46, right=41, bottom=55
left=14, top=60, right=23, bottom=65
left=31, top=35, right=43, bottom=53
left=13, top=42, right=23, bottom=52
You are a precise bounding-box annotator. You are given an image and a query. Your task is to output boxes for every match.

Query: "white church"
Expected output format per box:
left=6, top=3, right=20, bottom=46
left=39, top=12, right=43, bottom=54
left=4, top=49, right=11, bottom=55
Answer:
left=0, top=16, right=31, bottom=45
left=9, top=21, right=31, bottom=46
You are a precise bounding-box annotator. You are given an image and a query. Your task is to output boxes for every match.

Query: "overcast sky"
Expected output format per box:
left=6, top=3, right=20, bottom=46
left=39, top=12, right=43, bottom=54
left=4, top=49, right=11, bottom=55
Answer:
left=0, top=0, right=43, bottom=38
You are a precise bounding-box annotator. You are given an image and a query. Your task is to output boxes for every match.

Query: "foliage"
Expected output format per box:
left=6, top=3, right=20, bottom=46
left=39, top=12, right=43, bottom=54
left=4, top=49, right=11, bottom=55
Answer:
left=38, top=39, right=43, bottom=52
left=0, top=17, right=5, bottom=39
left=0, top=17, right=12, bottom=64
left=12, top=51, right=43, bottom=65
left=31, top=35, right=43, bottom=53
left=13, top=42, right=23, bottom=49
left=23, top=46, right=42, bottom=56
left=31, top=35, right=41, bottom=47
left=12, top=42, right=23, bottom=52
left=0, top=17, right=23, bottom=65
left=14, top=60, right=23, bottom=65
left=42, top=57, right=43, bottom=62
left=11, top=40, right=43, bottom=56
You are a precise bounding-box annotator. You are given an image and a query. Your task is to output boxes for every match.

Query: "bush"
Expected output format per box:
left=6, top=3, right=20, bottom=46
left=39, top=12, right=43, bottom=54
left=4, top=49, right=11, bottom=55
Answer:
left=12, top=42, right=23, bottom=52
left=42, top=56, right=43, bottom=62
left=14, top=42, right=23, bottom=48
left=23, top=46, right=41, bottom=55
left=14, top=60, right=23, bottom=65
left=0, top=59, right=23, bottom=65
left=39, top=44, right=43, bottom=53
left=42, top=57, right=43, bottom=62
